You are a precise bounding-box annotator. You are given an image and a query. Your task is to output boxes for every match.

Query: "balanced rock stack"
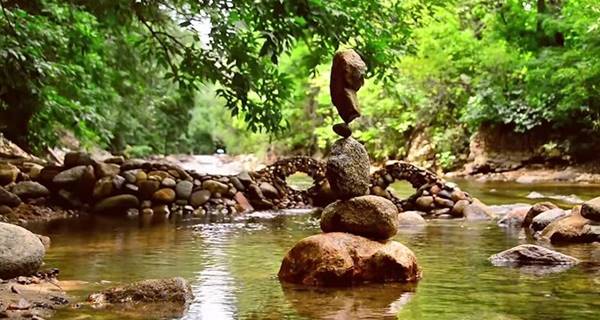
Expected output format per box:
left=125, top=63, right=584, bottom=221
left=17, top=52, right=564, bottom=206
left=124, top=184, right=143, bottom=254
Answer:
left=278, top=50, right=421, bottom=286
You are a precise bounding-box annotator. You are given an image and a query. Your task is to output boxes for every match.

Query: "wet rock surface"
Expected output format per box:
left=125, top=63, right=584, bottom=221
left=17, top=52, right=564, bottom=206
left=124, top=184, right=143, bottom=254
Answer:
left=0, top=272, right=69, bottom=319
left=0, top=222, right=45, bottom=279
left=326, top=137, right=370, bottom=199
left=88, top=277, right=193, bottom=305
left=278, top=232, right=421, bottom=286
left=320, top=195, right=399, bottom=240
left=489, top=244, right=579, bottom=266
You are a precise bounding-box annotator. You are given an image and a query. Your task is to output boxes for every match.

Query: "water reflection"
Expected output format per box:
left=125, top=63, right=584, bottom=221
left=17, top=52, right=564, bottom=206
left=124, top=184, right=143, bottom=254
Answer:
left=186, top=224, right=240, bottom=320
left=281, top=283, right=417, bottom=320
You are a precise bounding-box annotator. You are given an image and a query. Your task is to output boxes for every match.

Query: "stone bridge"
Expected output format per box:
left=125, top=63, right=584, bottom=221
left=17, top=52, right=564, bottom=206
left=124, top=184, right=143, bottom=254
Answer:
left=1, top=154, right=474, bottom=222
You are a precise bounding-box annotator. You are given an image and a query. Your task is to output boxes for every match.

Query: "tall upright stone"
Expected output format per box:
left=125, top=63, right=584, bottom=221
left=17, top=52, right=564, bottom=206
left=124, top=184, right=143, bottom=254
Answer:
left=326, top=137, right=370, bottom=199
left=330, top=50, right=367, bottom=124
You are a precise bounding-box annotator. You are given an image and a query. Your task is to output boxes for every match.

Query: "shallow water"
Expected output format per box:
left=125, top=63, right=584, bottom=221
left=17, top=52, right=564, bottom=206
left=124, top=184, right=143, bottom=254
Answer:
left=29, top=179, right=600, bottom=319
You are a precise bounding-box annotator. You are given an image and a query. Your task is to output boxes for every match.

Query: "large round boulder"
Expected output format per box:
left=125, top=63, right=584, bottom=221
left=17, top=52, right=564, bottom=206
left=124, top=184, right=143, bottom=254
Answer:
left=320, top=195, right=399, bottom=240
left=278, top=232, right=421, bottom=286
left=0, top=222, right=45, bottom=279
left=326, top=137, right=370, bottom=199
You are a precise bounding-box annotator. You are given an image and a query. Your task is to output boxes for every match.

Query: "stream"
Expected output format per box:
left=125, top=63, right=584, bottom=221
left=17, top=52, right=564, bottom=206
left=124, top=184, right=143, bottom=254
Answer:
left=28, top=178, right=600, bottom=319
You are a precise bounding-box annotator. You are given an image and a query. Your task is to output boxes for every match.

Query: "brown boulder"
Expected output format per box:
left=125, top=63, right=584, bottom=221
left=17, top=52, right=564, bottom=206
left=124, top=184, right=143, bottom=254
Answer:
left=320, top=195, right=399, bottom=240
left=398, top=211, right=426, bottom=226
left=278, top=232, right=421, bottom=286
left=541, top=206, right=599, bottom=243
left=330, top=49, right=367, bottom=123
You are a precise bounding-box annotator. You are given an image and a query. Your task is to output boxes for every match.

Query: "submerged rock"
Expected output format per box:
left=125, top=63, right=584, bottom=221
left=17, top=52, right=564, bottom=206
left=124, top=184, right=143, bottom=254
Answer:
left=326, top=137, right=370, bottom=199
left=88, top=277, right=193, bottom=304
left=497, top=206, right=531, bottom=227
left=489, top=244, right=579, bottom=266
left=278, top=232, right=421, bottom=286
left=464, top=199, right=496, bottom=220
left=320, top=195, right=399, bottom=240
left=0, top=222, right=45, bottom=279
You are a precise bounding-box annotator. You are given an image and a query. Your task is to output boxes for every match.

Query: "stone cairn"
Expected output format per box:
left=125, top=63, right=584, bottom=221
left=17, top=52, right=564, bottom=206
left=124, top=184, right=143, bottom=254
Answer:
left=278, top=50, right=422, bottom=286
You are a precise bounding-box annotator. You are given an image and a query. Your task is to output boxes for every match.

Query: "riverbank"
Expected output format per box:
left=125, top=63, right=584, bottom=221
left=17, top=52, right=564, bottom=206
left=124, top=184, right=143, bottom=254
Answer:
left=447, top=162, right=600, bottom=185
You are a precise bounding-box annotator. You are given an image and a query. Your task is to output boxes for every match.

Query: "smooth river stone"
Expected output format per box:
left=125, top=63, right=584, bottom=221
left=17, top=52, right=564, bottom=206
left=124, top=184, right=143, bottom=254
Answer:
left=325, top=137, right=370, bottom=199
left=278, top=232, right=421, bottom=286
left=320, top=195, right=399, bottom=240
left=0, top=222, right=46, bottom=279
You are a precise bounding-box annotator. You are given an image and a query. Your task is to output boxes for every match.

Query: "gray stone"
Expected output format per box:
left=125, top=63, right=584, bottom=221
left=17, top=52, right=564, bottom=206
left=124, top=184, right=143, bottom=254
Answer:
left=434, top=197, right=454, bottom=208
left=93, top=195, right=140, bottom=213
left=175, top=180, right=193, bottom=199
left=581, top=196, right=600, bottom=222
left=464, top=199, right=496, bottom=220
left=398, top=211, right=426, bottom=225
left=0, top=222, right=45, bottom=279
left=523, top=202, right=558, bottom=228
left=489, top=244, right=579, bottom=266
left=162, top=178, right=177, bottom=188
left=237, top=171, right=253, bottom=185
left=230, top=177, right=245, bottom=191
left=64, top=151, right=94, bottom=168
left=52, top=165, right=88, bottom=185
left=259, top=182, right=279, bottom=199
left=10, top=181, right=50, bottom=199
left=531, top=208, right=568, bottom=231
left=190, top=190, right=211, bottom=207
left=320, top=195, right=399, bottom=240
left=326, top=137, right=370, bottom=199
left=0, top=186, right=21, bottom=207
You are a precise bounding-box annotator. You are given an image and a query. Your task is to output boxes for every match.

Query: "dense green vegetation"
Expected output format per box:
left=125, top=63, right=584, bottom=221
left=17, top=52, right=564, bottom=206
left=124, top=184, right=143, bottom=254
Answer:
left=1, top=0, right=599, bottom=170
